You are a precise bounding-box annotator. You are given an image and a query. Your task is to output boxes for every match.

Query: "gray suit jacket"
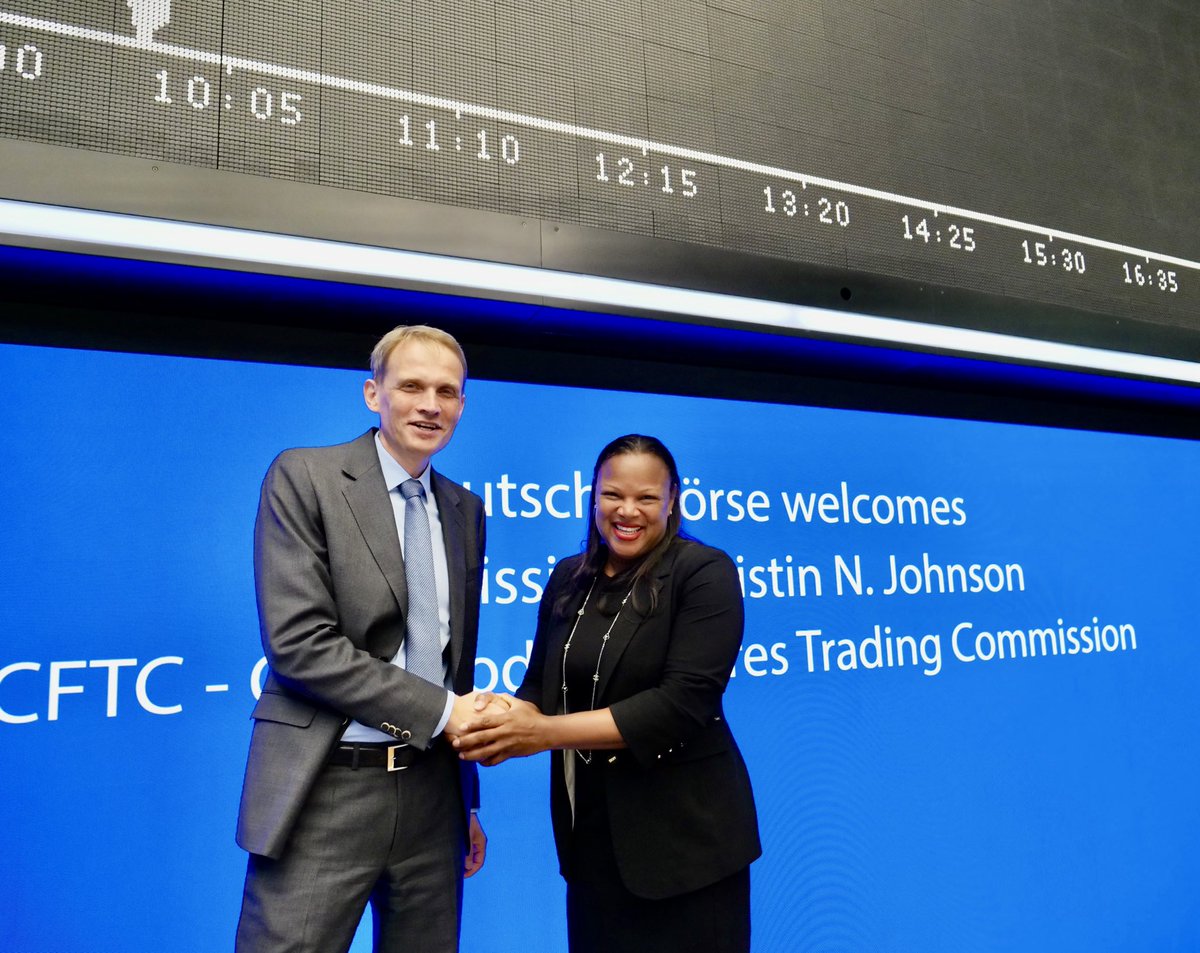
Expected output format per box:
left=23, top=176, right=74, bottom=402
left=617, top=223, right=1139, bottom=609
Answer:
left=236, top=429, right=485, bottom=859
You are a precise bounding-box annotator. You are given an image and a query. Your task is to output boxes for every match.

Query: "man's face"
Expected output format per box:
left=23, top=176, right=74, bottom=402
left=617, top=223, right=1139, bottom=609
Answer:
left=363, top=338, right=465, bottom=476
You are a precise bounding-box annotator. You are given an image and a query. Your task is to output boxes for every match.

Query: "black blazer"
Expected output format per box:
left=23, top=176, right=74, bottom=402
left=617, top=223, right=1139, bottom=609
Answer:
left=518, top=538, right=761, bottom=900
left=236, top=430, right=484, bottom=859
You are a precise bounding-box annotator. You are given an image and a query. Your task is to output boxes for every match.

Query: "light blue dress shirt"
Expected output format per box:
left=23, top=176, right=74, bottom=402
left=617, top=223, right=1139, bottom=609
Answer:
left=341, top=434, right=455, bottom=743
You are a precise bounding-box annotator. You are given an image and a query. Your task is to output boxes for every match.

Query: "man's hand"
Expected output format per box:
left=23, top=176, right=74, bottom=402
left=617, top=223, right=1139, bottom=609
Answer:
left=470, top=690, right=513, bottom=715
left=463, top=813, right=487, bottom=878
left=452, top=696, right=548, bottom=766
left=444, top=691, right=511, bottom=740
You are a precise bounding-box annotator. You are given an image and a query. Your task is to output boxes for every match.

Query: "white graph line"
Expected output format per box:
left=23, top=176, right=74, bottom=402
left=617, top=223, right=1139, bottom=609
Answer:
left=1, top=9, right=1197, bottom=272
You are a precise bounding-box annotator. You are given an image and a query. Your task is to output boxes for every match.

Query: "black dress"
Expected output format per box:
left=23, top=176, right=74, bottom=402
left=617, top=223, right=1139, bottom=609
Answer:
left=560, top=572, right=750, bottom=953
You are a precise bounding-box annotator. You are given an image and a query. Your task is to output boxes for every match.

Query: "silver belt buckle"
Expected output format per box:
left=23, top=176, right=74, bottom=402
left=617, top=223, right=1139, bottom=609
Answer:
left=387, top=744, right=408, bottom=772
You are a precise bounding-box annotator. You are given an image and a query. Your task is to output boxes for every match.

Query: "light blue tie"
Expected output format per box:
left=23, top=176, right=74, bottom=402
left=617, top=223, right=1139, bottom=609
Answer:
left=400, top=479, right=442, bottom=686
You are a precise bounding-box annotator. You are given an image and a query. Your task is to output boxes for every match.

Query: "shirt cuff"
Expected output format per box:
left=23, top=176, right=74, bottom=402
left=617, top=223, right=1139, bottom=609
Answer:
left=432, top=690, right=455, bottom=741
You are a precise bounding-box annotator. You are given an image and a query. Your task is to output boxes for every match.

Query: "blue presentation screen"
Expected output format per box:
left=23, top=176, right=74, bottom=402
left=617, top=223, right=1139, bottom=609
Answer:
left=2, top=342, right=1199, bottom=951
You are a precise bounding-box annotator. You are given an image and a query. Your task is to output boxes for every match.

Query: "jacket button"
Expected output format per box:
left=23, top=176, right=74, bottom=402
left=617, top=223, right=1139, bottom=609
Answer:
left=401, top=729, right=412, bottom=741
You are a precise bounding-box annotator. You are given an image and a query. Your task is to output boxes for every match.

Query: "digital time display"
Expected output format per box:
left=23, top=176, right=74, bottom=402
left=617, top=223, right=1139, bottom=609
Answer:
left=0, top=1, right=1196, bottom=348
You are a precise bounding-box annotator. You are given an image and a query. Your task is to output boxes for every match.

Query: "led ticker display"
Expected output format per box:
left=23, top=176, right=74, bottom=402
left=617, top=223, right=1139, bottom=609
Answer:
left=0, top=1, right=1197, bottom=348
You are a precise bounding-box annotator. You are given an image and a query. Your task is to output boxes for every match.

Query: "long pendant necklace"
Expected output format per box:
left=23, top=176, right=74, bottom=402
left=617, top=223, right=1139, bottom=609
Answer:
left=561, top=575, right=633, bottom=765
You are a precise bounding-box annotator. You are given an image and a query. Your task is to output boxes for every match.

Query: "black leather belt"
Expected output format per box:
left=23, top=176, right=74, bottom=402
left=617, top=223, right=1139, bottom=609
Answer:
left=328, top=742, right=424, bottom=772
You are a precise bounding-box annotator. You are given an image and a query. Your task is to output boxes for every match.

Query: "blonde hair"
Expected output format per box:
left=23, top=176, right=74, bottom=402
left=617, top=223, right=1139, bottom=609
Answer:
left=369, top=325, right=468, bottom=383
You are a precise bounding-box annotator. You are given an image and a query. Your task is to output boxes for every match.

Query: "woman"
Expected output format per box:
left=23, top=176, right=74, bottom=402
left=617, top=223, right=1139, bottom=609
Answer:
left=453, top=434, right=760, bottom=953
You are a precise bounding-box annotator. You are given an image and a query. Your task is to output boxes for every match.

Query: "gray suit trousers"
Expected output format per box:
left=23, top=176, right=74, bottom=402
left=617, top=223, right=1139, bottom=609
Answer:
left=235, top=744, right=466, bottom=953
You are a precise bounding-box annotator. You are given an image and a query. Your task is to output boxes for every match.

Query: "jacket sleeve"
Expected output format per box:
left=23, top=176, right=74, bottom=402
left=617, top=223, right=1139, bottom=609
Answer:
left=607, top=547, right=745, bottom=767
left=253, top=450, right=449, bottom=747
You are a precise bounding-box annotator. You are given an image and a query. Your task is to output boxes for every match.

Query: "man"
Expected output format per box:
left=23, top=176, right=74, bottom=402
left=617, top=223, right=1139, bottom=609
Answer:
left=235, top=325, right=492, bottom=953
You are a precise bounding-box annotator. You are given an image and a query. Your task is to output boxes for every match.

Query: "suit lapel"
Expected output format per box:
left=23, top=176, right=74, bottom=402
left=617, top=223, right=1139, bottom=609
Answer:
left=594, top=550, right=676, bottom=702
left=432, top=470, right=466, bottom=680
left=594, top=595, right=647, bottom=702
left=341, top=440, right=468, bottom=678
left=544, top=583, right=588, bottom=712
left=341, top=431, right=408, bottom=616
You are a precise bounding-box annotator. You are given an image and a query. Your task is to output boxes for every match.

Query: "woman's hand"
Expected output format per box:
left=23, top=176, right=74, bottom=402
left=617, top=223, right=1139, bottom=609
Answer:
left=444, top=690, right=512, bottom=741
left=452, top=695, right=550, bottom=766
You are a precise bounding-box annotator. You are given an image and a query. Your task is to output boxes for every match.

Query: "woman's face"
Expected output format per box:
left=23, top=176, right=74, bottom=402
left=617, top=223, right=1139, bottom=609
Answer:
left=593, top=452, right=676, bottom=574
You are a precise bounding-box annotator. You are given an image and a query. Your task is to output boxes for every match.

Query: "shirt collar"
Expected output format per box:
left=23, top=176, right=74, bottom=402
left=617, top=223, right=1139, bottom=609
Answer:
left=374, top=431, right=434, bottom=497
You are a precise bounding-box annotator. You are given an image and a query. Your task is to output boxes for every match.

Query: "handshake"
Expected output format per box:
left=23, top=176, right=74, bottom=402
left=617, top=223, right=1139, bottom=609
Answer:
left=445, top=691, right=548, bottom=766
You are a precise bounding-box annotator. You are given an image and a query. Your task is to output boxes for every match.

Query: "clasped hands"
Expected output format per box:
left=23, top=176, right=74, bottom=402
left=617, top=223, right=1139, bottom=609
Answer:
left=445, top=691, right=548, bottom=766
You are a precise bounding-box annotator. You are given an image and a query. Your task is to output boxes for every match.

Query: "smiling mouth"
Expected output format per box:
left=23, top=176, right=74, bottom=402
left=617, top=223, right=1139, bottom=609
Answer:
left=612, top=523, right=643, bottom=540
left=409, top=421, right=442, bottom=434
